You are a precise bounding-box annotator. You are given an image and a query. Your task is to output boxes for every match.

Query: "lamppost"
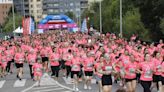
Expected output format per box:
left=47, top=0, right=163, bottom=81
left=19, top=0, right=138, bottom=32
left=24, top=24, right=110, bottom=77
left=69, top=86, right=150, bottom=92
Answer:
left=99, top=0, right=102, bottom=33
left=12, top=0, right=15, bottom=31
left=120, top=0, right=123, bottom=38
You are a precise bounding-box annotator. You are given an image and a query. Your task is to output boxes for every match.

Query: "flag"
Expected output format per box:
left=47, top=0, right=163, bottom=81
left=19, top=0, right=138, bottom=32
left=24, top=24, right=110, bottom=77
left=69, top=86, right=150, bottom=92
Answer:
left=81, top=18, right=88, bottom=33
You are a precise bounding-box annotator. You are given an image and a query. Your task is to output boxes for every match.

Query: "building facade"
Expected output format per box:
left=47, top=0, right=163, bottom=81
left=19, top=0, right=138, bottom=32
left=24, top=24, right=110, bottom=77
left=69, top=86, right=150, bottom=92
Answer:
left=0, top=0, right=13, bottom=25
left=29, top=0, right=42, bottom=22
left=42, top=0, right=88, bottom=18
left=13, top=0, right=30, bottom=16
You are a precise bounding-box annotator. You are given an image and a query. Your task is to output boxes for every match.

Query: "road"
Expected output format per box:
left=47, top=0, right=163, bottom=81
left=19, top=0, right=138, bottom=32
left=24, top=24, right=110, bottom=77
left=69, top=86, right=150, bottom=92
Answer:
left=0, top=63, right=158, bottom=92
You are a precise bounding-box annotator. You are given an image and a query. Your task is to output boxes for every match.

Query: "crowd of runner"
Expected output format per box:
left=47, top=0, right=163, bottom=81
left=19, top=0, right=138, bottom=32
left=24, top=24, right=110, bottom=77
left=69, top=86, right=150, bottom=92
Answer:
left=0, top=30, right=164, bottom=92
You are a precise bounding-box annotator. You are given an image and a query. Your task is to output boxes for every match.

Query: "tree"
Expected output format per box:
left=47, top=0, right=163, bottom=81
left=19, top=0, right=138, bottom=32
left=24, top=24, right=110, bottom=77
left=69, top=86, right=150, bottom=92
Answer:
left=3, top=13, right=22, bottom=32
left=160, top=18, right=164, bottom=36
left=123, top=8, right=150, bottom=41
left=65, top=11, right=75, bottom=20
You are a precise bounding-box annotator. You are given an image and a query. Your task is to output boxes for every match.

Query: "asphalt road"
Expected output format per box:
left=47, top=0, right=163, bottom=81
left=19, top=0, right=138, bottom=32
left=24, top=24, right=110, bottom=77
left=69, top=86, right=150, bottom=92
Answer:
left=0, top=63, right=158, bottom=92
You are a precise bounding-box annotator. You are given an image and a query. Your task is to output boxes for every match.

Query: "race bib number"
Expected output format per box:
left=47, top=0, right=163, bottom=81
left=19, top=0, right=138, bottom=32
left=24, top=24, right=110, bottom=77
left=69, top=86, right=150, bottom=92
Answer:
left=124, top=60, right=128, bottom=64
left=157, top=65, right=161, bottom=72
left=72, top=65, right=78, bottom=70
left=87, top=63, right=93, bottom=67
left=30, top=59, right=35, bottom=64
left=129, top=68, right=135, bottom=74
left=19, top=58, right=24, bottom=63
left=2, top=59, right=5, bottom=62
left=36, top=68, right=41, bottom=72
left=144, top=70, right=152, bottom=78
left=105, top=66, right=112, bottom=71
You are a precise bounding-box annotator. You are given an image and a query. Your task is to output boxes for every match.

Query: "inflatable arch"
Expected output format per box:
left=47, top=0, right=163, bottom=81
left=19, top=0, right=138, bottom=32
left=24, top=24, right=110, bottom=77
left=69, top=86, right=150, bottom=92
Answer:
left=38, top=14, right=77, bottom=30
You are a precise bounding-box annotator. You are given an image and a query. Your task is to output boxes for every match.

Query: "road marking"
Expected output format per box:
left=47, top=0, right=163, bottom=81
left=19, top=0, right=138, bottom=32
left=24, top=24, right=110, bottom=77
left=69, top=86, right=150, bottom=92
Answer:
left=55, top=81, right=75, bottom=91
left=91, top=79, right=96, bottom=84
left=34, top=88, right=64, bottom=92
left=62, top=77, right=73, bottom=84
left=0, top=80, right=6, bottom=88
left=22, top=73, right=74, bottom=92
left=32, top=85, right=59, bottom=90
left=14, top=79, right=26, bottom=87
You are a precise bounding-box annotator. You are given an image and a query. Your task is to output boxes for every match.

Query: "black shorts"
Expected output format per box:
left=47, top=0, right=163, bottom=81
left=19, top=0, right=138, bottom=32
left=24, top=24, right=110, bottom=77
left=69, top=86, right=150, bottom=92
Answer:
left=71, top=71, right=80, bottom=78
left=125, top=78, right=136, bottom=82
left=59, top=59, right=66, bottom=69
left=102, top=75, right=112, bottom=86
left=153, top=75, right=161, bottom=82
left=11, top=59, right=14, bottom=63
left=84, top=71, right=93, bottom=76
left=42, top=57, right=48, bottom=62
left=15, top=63, right=23, bottom=68
left=161, top=76, right=164, bottom=85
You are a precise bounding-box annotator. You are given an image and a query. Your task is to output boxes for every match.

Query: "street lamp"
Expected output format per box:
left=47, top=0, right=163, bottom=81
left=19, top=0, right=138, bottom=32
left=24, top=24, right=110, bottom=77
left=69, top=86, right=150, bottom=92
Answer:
left=99, top=0, right=102, bottom=33
left=120, top=0, right=123, bottom=38
left=12, top=0, right=15, bottom=31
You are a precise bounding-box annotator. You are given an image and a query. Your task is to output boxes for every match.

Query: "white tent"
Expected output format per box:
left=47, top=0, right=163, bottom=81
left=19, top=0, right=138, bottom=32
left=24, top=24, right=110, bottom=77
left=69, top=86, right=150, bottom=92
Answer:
left=13, top=27, right=23, bottom=33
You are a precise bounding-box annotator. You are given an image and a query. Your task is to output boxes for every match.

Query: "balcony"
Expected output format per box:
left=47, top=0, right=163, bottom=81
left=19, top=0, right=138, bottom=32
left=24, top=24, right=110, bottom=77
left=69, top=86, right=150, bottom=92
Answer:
left=43, top=0, right=58, bottom=4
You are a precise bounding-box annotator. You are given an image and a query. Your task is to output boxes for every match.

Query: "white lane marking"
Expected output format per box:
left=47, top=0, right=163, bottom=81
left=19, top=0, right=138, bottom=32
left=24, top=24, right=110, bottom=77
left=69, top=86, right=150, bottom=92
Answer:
left=91, top=79, right=96, bottom=84
left=62, top=77, right=73, bottom=84
left=14, top=79, right=26, bottom=87
left=55, top=81, right=75, bottom=91
left=34, top=88, right=64, bottom=92
left=32, top=85, right=58, bottom=90
left=21, top=81, right=38, bottom=92
left=0, top=80, right=6, bottom=88
left=22, top=73, right=74, bottom=92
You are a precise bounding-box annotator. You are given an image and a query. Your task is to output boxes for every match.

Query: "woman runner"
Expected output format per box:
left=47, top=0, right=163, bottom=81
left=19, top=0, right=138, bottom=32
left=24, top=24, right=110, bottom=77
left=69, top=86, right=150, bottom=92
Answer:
left=14, top=47, right=25, bottom=80
left=98, top=53, right=115, bottom=92
left=71, top=52, right=81, bottom=91
left=49, top=48, right=60, bottom=80
left=124, top=55, right=137, bottom=92
left=137, top=53, right=154, bottom=92
left=32, top=58, right=43, bottom=86
left=83, top=52, right=95, bottom=90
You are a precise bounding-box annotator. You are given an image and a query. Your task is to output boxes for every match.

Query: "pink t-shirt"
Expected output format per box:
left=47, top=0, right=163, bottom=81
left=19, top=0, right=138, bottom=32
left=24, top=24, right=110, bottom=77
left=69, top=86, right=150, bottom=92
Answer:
left=83, top=57, right=94, bottom=71
left=5, top=50, right=14, bottom=61
left=0, top=46, right=5, bottom=53
left=71, top=57, right=81, bottom=71
left=102, top=60, right=113, bottom=74
left=153, top=58, right=162, bottom=75
left=161, top=62, right=164, bottom=77
left=120, top=55, right=130, bottom=66
left=32, top=63, right=43, bottom=76
left=14, top=52, right=25, bottom=64
left=64, top=53, right=73, bottom=66
left=49, top=53, right=60, bottom=66
left=94, top=62, right=102, bottom=78
left=27, top=54, right=37, bottom=65
left=0, top=55, right=7, bottom=68
left=40, top=48, right=48, bottom=57
left=124, top=62, right=137, bottom=79
left=139, top=61, right=154, bottom=81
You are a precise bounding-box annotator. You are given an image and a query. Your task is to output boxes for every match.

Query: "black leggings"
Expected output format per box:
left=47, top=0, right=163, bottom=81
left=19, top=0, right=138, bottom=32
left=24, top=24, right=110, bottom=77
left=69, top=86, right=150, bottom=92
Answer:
left=6, top=61, right=12, bottom=72
left=140, top=81, right=152, bottom=92
left=29, top=65, right=34, bottom=79
left=51, top=66, right=59, bottom=77
left=66, top=65, right=71, bottom=77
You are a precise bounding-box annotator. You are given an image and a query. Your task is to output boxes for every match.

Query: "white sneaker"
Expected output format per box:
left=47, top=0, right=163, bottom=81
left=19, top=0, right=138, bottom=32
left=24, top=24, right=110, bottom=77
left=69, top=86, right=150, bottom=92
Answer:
left=73, top=86, right=76, bottom=91
left=84, top=84, right=87, bottom=89
left=88, top=86, right=92, bottom=90
left=75, top=88, right=79, bottom=91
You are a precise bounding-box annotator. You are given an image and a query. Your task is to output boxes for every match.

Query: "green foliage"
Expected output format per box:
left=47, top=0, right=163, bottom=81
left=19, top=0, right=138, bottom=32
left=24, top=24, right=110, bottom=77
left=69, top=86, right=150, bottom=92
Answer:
left=65, top=11, right=75, bottom=20
left=3, top=13, right=22, bottom=32
left=123, top=8, right=150, bottom=41
left=82, top=0, right=164, bottom=41
left=160, top=18, right=164, bottom=35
